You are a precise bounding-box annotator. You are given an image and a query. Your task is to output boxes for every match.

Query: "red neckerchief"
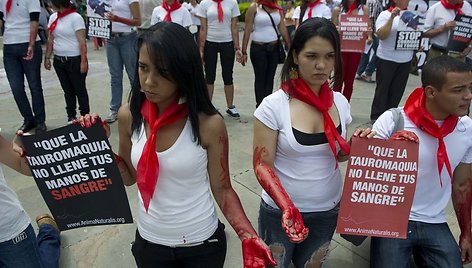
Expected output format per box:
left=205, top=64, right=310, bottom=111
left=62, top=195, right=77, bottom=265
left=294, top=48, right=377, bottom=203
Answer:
left=162, top=0, right=182, bottom=22
left=404, top=88, right=458, bottom=186
left=5, top=0, right=12, bottom=16
left=441, top=0, right=464, bottom=15
left=306, top=0, right=321, bottom=18
left=281, top=79, right=350, bottom=165
left=387, top=4, right=407, bottom=12
left=212, top=0, right=224, bottom=23
left=259, top=0, right=283, bottom=10
left=48, top=8, right=76, bottom=33
left=347, top=0, right=358, bottom=15
left=137, top=98, right=189, bottom=212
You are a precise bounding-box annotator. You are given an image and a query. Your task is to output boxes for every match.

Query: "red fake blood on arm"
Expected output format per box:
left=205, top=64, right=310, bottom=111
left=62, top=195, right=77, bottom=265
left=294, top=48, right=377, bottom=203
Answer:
left=453, top=179, right=472, bottom=239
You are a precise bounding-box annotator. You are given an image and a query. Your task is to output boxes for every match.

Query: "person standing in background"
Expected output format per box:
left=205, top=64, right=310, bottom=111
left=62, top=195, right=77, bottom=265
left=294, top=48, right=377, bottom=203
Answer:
left=150, top=0, right=193, bottom=27
left=104, top=0, right=141, bottom=123
left=284, top=0, right=295, bottom=39
left=292, top=0, right=332, bottom=28
left=184, top=0, right=201, bottom=43
left=197, top=0, right=242, bottom=119
left=241, top=0, right=291, bottom=107
left=44, top=0, right=90, bottom=124
left=0, top=0, right=47, bottom=134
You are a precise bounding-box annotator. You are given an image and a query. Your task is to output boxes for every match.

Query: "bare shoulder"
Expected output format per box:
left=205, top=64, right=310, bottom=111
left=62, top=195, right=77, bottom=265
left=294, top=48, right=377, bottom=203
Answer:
left=117, top=104, right=133, bottom=134
left=199, top=113, right=227, bottom=147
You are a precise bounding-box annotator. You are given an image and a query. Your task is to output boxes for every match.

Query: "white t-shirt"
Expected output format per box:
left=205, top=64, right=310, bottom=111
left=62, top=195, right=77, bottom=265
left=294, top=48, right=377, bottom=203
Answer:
left=150, top=5, right=192, bottom=27
left=48, top=12, right=85, bottom=57
left=424, top=1, right=472, bottom=47
left=0, top=166, right=31, bottom=243
left=292, top=4, right=332, bottom=21
left=140, top=0, right=162, bottom=28
left=375, top=10, right=414, bottom=63
left=252, top=6, right=280, bottom=43
left=110, top=0, right=139, bottom=33
left=197, top=0, right=240, bottom=42
left=373, top=109, right=472, bottom=223
left=1, top=0, right=41, bottom=44
left=254, top=89, right=352, bottom=212
left=183, top=2, right=201, bottom=26
left=130, top=120, right=218, bottom=246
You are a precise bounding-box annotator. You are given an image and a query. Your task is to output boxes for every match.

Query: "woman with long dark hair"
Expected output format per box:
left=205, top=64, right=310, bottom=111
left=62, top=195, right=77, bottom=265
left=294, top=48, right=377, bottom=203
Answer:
left=253, top=18, right=373, bottom=267
left=80, top=22, right=276, bottom=267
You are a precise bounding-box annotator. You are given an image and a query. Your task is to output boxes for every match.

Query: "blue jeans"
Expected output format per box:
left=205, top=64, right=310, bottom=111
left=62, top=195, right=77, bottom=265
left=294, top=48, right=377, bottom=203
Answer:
left=250, top=42, right=279, bottom=107
left=371, top=221, right=462, bottom=268
left=258, top=200, right=338, bottom=268
left=357, top=36, right=379, bottom=77
left=3, top=42, right=45, bottom=124
left=106, top=32, right=138, bottom=113
left=0, top=224, right=60, bottom=268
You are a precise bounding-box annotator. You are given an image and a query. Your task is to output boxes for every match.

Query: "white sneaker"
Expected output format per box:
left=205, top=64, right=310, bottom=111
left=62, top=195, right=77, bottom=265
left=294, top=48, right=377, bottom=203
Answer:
left=226, top=105, right=240, bottom=119
left=105, top=111, right=118, bottom=123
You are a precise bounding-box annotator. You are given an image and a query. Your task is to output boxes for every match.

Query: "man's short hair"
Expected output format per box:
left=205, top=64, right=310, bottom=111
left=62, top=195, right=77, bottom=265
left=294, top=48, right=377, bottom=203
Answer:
left=421, top=55, right=470, bottom=90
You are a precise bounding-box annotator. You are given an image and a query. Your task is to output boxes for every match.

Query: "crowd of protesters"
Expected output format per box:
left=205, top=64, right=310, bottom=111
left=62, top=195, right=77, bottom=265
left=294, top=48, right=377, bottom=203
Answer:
left=1, top=0, right=472, bottom=267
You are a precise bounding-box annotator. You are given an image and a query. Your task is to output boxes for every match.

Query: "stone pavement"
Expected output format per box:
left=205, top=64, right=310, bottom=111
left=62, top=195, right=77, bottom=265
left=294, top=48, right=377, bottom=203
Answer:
left=0, top=38, right=470, bottom=268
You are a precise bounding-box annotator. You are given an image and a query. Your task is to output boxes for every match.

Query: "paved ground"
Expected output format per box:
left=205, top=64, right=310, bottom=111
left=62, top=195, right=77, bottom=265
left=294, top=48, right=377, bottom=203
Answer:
left=0, top=37, right=471, bottom=268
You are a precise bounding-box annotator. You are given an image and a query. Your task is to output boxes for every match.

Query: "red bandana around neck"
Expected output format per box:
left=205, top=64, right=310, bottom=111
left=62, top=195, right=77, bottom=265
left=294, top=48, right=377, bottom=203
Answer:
left=441, top=0, right=464, bottom=15
left=346, top=0, right=358, bottom=14
left=5, top=0, right=12, bottom=16
left=212, top=0, right=224, bottom=23
left=306, top=0, right=321, bottom=18
left=48, top=8, right=76, bottom=34
left=162, top=0, right=182, bottom=22
left=259, top=0, right=283, bottom=10
left=281, top=79, right=350, bottom=165
left=403, top=88, right=459, bottom=187
left=137, top=98, right=189, bottom=212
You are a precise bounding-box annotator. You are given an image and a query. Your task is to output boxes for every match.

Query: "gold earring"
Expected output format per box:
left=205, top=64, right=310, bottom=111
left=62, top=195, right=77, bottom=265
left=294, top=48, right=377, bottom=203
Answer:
left=289, top=67, right=299, bottom=80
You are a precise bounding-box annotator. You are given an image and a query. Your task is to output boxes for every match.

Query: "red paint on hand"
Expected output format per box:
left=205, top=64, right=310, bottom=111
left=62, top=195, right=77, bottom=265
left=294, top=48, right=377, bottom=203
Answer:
left=253, top=147, right=309, bottom=243
left=453, top=179, right=472, bottom=264
left=389, top=130, right=419, bottom=143
left=242, top=237, right=277, bottom=268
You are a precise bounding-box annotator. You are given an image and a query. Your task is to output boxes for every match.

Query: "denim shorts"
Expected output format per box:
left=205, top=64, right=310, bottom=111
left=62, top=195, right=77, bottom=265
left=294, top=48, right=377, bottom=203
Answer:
left=258, top=200, right=339, bottom=268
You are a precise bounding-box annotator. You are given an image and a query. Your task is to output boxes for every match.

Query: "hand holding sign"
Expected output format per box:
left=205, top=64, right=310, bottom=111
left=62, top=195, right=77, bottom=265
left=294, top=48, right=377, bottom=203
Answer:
left=389, top=130, right=419, bottom=143
left=78, top=114, right=111, bottom=138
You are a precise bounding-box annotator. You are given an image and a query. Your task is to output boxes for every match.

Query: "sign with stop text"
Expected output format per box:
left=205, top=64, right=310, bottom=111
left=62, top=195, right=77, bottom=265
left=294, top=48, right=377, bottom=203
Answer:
left=21, top=123, right=133, bottom=231
left=339, top=14, right=369, bottom=53
left=87, top=0, right=112, bottom=38
left=395, top=10, right=424, bottom=50
left=336, top=137, right=419, bottom=239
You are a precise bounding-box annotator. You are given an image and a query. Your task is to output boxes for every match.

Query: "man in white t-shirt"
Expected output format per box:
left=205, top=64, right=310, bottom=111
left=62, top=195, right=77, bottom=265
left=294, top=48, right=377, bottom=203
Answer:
left=0, top=132, right=61, bottom=267
left=423, top=0, right=472, bottom=60
left=0, top=0, right=47, bottom=134
left=371, top=55, right=472, bottom=267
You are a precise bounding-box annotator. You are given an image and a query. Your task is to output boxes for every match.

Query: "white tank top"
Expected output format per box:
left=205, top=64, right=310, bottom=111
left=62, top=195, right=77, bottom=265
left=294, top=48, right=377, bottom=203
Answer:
left=131, top=120, right=218, bottom=246
left=0, top=166, right=31, bottom=242
left=252, top=6, right=280, bottom=43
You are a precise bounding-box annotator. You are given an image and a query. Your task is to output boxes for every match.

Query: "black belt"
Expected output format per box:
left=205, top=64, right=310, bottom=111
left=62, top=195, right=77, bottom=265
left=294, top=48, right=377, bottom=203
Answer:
left=54, top=55, right=80, bottom=63
left=431, top=44, right=448, bottom=53
left=110, top=32, right=133, bottom=38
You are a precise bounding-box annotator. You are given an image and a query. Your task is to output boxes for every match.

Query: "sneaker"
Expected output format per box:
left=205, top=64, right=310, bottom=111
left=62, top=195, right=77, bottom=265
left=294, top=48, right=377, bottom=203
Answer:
left=67, top=117, right=77, bottom=125
left=360, top=74, right=375, bottom=83
left=105, top=111, right=118, bottom=123
left=35, top=123, right=47, bottom=134
left=226, top=105, right=240, bottom=119
left=36, top=214, right=60, bottom=233
left=18, top=121, right=36, bottom=132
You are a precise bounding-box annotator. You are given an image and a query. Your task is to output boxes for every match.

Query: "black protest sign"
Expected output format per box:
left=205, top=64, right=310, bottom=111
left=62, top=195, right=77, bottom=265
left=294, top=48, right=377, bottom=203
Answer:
left=87, top=17, right=112, bottom=39
left=21, top=123, right=133, bottom=231
left=447, top=15, right=472, bottom=53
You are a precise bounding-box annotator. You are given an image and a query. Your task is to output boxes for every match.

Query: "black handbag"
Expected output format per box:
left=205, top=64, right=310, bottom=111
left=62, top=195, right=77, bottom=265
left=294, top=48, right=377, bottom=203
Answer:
left=263, top=7, right=286, bottom=64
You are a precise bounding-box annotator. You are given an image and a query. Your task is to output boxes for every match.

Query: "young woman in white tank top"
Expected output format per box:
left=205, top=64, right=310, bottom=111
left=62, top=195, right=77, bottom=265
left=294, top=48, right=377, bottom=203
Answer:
left=79, top=22, right=276, bottom=268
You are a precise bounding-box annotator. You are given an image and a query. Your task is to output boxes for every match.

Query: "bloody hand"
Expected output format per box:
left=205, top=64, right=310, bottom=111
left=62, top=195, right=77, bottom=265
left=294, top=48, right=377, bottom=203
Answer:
left=389, top=130, right=419, bottom=143
left=460, top=234, right=472, bottom=264
left=242, top=237, right=277, bottom=268
left=282, top=206, right=309, bottom=243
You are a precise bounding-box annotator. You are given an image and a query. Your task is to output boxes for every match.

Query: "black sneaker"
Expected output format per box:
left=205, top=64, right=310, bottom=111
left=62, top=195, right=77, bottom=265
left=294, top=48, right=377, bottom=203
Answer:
left=19, top=121, right=36, bottom=132
left=226, top=105, right=240, bottom=119
left=35, top=123, right=47, bottom=134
